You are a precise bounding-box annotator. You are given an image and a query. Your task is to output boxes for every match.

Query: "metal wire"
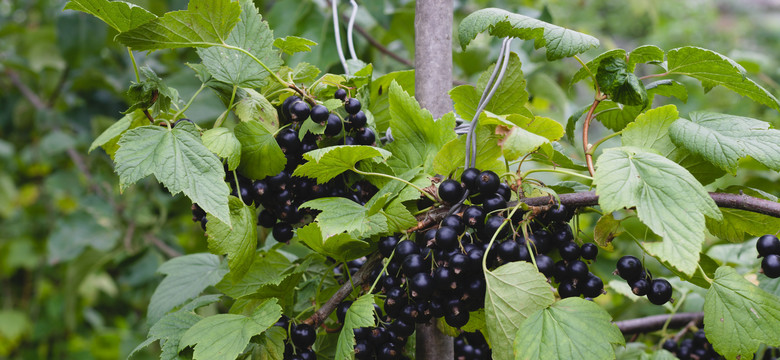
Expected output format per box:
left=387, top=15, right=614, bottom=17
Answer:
left=347, top=0, right=359, bottom=60
left=331, top=0, right=350, bottom=75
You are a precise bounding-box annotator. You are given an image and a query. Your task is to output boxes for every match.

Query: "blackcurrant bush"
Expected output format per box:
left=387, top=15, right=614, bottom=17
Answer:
left=580, top=243, right=598, bottom=260
left=647, top=279, right=673, bottom=305
left=762, top=254, right=780, bottom=278
left=757, top=234, right=780, bottom=257
left=291, top=323, right=316, bottom=349
left=629, top=278, right=650, bottom=296
left=441, top=215, right=465, bottom=234
left=438, top=179, right=464, bottom=204
left=581, top=275, right=604, bottom=298
left=616, top=255, right=643, bottom=281
left=409, top=273, right=434, bottom=300
left=462, top=206, right=486, bottom=229
left=349, top=111, right=367, bottom=128
left=324, top=114, right=343, bottom=136
left=477, top=170, right=500, bottom=195
left=290, top=101, right=311, bottom=121
left=345, top=98, right=361, bottom=114
left=558, top=242, right=581, bottom=261
left=272, top=222, right=293, bottom=242
left=355, top=127, right=375, bottom=145
left=558, top=281, right=580, bottom=298
left=566, top=260, right=589, bottom=281
left=310, top=104, right=329, bottom=123
left=379, top=235, right=400, bottom=258
left=334, top=88, right=347, bottom=101
left=482, top=194, right=507, bottom=214
left=461, top=168, right=481, bottom=193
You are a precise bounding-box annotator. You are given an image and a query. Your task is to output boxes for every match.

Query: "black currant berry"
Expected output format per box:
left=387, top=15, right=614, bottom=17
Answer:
left=546, top=203, right=570, bottom=223
left=468, top=247, right=486, bottom=269
left=497, top=240, right=521, bottom=263
left=282, top=95, right=301, bottom=121
left=445, top=308, right=470, bottom=328
left=757, top=234, right=780, bottom=257
left=438, top=179, right=464, bottom=204
left=529, top=230, right=553, bottom=255
left=616, top=255, right=643, bottom=281
left=662, top=339, right=678, bottom=353
left=449, top=253, right=471, bottom=275
left=552, top=223, right=574, bottom=247
left=461, top=168, right=481, bottom=193
left=291, top=323, right=316, bottom=349
left=393, top=241, right=420, bottom=262
left=434, top=266, right=455, bottom=292
left=354, top=342, right=373, bottom=360
left=435, top=226, right=459, bottom=251
left=355, top=127, right=375, bottom=145
left=290, top=101, right=311, bottom=121
left=409, top=273, right=434, bottom=300
left=482, top=215, right=509, bottom=240
left=266, top=171, right=290, bottom=192
left=272, top=222, right=293, bottom=242
left=345, top=98, right=361, bottom=114
left=647, top=279, right=673, bottom=305
left=566, top=260, right=589, bottom=281
left=336, top=301, right=352, bottom=324
left=558, top=281, right=580, bottom=298
left=324, top=114, right=343, bottom=136
left=762, top=254, right=780, bottom=278
left=496, top=183, right=512, bottom=201
left=558, top=242, right=581, bottom=262
left=580, top=243, right=598, bottom=260
left=462, top=206, right=485, bottom=229
left=379, top=236, right=400, bottom=258
left=629, top=278, right=650, bottom=296
left=692, top=329, right=708, bottom=348
left=310, top=104, right=329, bottom=123
left=477, top=170, right=500, bottom=195
left=535, top=254, right=555, bottom=277
left=344, top=136, right=356, bottom=145
left=581, top=275, right=604, bottom=298
left=334, top=88, right=347, bottom=101
left=402, top=254, right=427, bottom=276
left=258, top=209, right=276, bottom=228
left=482, top=194, right=507, bottom=214
left=441, top=215, right=465, bottom=234
left=349, top=111, right=367, bottom=128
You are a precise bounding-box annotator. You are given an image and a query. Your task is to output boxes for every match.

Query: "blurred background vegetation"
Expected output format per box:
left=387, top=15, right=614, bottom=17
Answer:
left=1, top=0, right=778, bottom=358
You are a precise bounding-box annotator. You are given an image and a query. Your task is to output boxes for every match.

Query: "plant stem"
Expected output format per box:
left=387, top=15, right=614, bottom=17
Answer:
left=588, top=130, right=623, bottom=155
left=232, top=170, right=243, bottom=204
left=573, top=55, right=599, bottom=94
left=173, top=84, right=206, bottom=121
left=221, top=44, right=288, bottom=88
left=639, top=72, right=669, bottom=80
left=127, top=48, right=140, bottom=83
left=351, top=168, right=436, bottom=202
left=582, top=97, right=603, bottom=176
left=214, top=86, right=238, bottom=128
left=521, top=168, right=593, bottom=181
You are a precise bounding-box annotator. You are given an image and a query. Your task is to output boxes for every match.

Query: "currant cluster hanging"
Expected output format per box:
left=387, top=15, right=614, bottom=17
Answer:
left=757, top=234, right=780, bottom=278
left=615, top=255, right=673, bottom=305
left=662, top=329, right=724, bottom=360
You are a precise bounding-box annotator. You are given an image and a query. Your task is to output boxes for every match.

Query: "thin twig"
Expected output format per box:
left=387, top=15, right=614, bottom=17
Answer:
left=616, top=312, right=703, bottom=335
left=582, top=98, right=602, bottom=177
left=145, top=234, right=183, bottom=258
left=6, top=69, right=48, bottom=109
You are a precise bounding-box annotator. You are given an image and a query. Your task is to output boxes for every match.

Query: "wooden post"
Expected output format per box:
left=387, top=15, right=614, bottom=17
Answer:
left=414, top=0, right=455, bottom=358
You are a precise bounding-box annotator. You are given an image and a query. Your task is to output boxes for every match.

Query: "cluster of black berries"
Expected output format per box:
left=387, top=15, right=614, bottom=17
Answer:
left=331, top=89, right=377, bottom=146
left=662, top=329, right=723, bottom=360
left=454, top=331, right=490, bottom=360
left=760, top=347, right=780, bottom=360
left=337, top=301, right=412, bottom=360
left=615, top=255, right=673, bottom=305
left=272, top=316, right=317, bottom=360
left=191, top=203, right=208, bottom=230
left=757, top=234, right=780, bottom=278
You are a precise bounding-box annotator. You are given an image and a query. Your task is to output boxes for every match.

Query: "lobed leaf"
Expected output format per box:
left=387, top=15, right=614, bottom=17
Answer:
left=234, top=121, right=286, bottom=180
left=300, top=197, right=388, bottom=239
left=201, top=128, right=241, bottom=170
left=335, top=294, right=376, bottom=359
left=293, top=145, right=391, bottom=184
left=206, top=197, right=257, bottom=280
left=64, top=0, right=156, bottom=33
left=273, top=36, right=317, bottom=55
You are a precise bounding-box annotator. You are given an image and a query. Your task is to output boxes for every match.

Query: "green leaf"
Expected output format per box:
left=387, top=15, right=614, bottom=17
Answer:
left=130, top=310, right=201, bottom=360
left=89, top=110, right=147, bottom=156
left=434, top=123, right=505, bottom=177
left=335, top=294, right=376, bottom=360
left=381, top=199, right=418, bottom=234
left=385, top=82, right=456, bottom=174
left=669, top=112, right=780, bottom=174
left=593, top=213, right=622, bottom=250
left=125, top=67, right=179, bottom=115
left=234, top=89, right=279, bottom=130
left=273, top=36, right=317, bottom=55
left=759, top=274, right=780, bottom=299
left=47, top=211, right=120, bottom=264
left=296, top=223, right=370, bottom=263
left=234, top=121, right=286, bottom=180
left=301, top=197, right=388, bottom=239
left=369, top=70, right=415, bottom=133
left=458, top=8, right=599, bottom=60
left=206, top=197, right=257, bottom=280
left=571, top=48, right=626, bottom=85
left=596, top=57, right=647, bottom=106
left=198, top=0, right=281, bottom=87
left=202, top=128, right=241, bottom=170
left=591, top=100, right=643, bottom=132
left=621, top=105, right=726, bottom=185
left=484, top=261, right=555, bottom=360
left=666, top=46, right=780, bottom=111
left=293, top=145, right=392, bottom=184
left=704, top=266, right=780, bottom=359
left=513, top=297, right=625, bottom=360
left=627, top=45, right=664, bottom=71
left=179, top=298, right=281, bottom=360
left=216, top=250, right=291, bottom=299
left=483, top=113, right=564, bottom=161
left=116, top=0, right=241, bottom=51
left=646, top=79, right=688, bottom=103
left=114, top=122, right=232, bottom=225
left=707, top=208, right=780, bottom=243
left=64, top=0, right=156, bottom=32
left=148, top=254, right=228, bottom=324
left=593, top=147, right=722, bottom=276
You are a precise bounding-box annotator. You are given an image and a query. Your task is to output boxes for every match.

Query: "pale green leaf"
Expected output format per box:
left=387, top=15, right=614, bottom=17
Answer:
left=670, top=112, right=780, bottom=173
left=621, top=105, right=726, bottom=185
left=89, top=110, right=147, bottom=154
left=627, top=45, right=664, bottom=70
left=148, top=254, right=228, bottom=324
left=216, top=250, right=291, bottom=299
left=484, top=261, right=555, bottom=360
left=385, top=81, right=457, bottom=174
left=594, top=213, right=621, bottom=250
left=433, top=123, right=505, bottom=177
left=293, top=145, right=392, bottom=184
left=296, top=223, right=370, bottom=262
left=759, top=274, right=780, bottom=299
left=513, top=298, right=625, bottom=360
left=593, top=147, right=721, bottom=275
left=206, top=197, right=257, bottom=280
left=116, top=0, right=241, bottom=51
left=666, top=46, right=780, bottom=111
left=130, top=311, right=201, bottom=359
left=273, top=36, right=317, bottom=55
left=47, top=211, right=120, bottom=264
left=335, top=294, right=376, bottom=360
left=707, top=208, right=780, bottom=243
left=64, top=0, right=156, bottom=32
left=369, top=70, right=415, bottom=133
left=571, top=49, right=626, bottom=85
left=704, top=266, right=780, bottom=359
left=179, top=299, right=281, bottom=360
left=234, top=89, right=279, bottom=129
left=202, top=128, right=241, bottom=170
left=114, top=122, right=231, bottom=225
left=458, top=8, right=599, bottom=60
left=301, top=197, right=388, bottom=239
left=483, top=113, right=564, bottom=161
left=381, top=199, right=418, bottom=234
left=646, top=79, right=688, bottom=103
left=592, top=100, right=643, bottom=132
left=234, top=121, right=286, bottom=180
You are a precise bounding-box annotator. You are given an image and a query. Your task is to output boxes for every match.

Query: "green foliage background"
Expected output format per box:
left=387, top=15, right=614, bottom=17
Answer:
left=1, top=0, right=779, bottom=358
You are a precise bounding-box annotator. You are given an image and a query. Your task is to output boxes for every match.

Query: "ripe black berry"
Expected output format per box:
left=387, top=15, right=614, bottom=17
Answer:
left=580, top=243, right=598, bottom=260
left=757, top=234, right=780, bottom=257
left=616, top=255, right=643, bottom=281
left=438, top=179, right=464, bottom=204
left=529, top=230, right=553, bottom=254
left=558, top=242, right=581, bottom=261
left=581, top=275, right=604, bottom=298
left=409, top=273, right=434, bottom=300
left=349, top=111, right=367, bottom=128
left=762, top=254, right=780, bottom=278
left=336, top=301, right=352, bottom=323
left=355, top=127, right=375, bottom=145
left=310, top=104, right=329, bottom=123
left=566, top=260, right=589, bottom=281
left=462, top=206, right=485, bottom=229
left=535, top=254, right=555, bottom=277
left=272, top=222, right=293, bottom=242
left=497, top=183, right=512, bottom=201
left=482, top=215, right=509, bottom=240
left=662, top=339, right=678, bottom=353
left=291, top=323, right=316, bottom=349
left=497, top=240, right=521, bottom=263
left=546, top=203, right=570, bottom=223
left=290, top=101, right=311, bottom=121
left=482, top=194, right=507, bottom=214
left=445, top=308, right=470, bottom=328
left=558, top=281, right=579, bottom=298
left=258, top=209, right=276, bottom=228
left=402, top=254, right=427, bottom=276
left=441, top=215, right=465, bottom=234
left=477, top=170, right=500, bottom=195
left=449, top=253, right=471, bottom=274
left=345, top=98, right=361, bottom=114
left=435, top=226, right=459, bottom=251
left=334, top=88, right=347, bottom=101
left=393, top=241, right=420, bottom=262
left=344, top=136, right=356, bottom=145
left=324, top=114, right=343, bottom=136
left=282, top=95, right=301, bottom=121
left=692, top=329, right=708, bottom=348
left=552, top=223, right=574, bottom=247
left=629, top=278, right=650, bottom=296
left=647, top=279, right=673, bottom=305
left=461, top=168, right=481, bottom=193
left=379, top=236, right=400, bottom=258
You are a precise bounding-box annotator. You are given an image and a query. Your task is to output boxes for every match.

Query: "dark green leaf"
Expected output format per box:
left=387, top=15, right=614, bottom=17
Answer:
left=234, top=121, right=286, bottom=180
left=206, top=197, right=257, bottom=280
left=64, top=0, right=156, bottom=32
left=293, top=145, right=392, bottom=184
